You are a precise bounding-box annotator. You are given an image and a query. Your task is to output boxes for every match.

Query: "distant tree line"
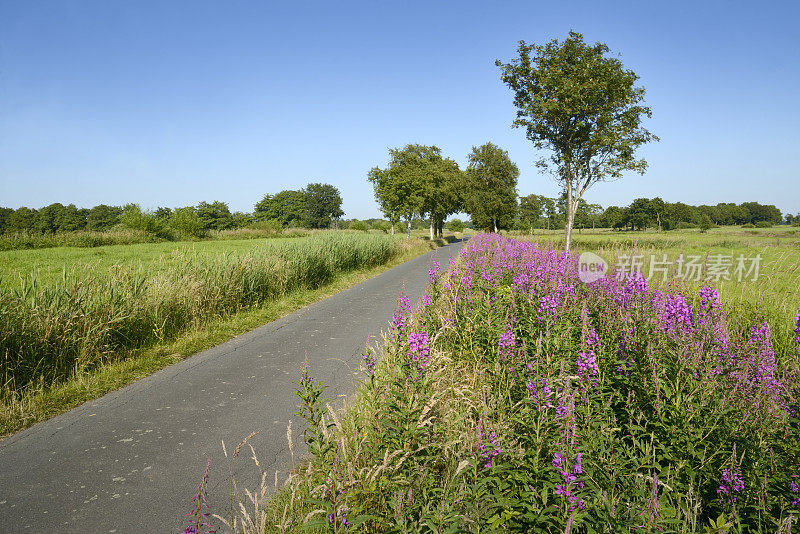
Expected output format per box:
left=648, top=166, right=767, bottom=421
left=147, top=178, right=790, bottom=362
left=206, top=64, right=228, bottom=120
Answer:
left=0, top=182, right=345, bottom=237
left=512, top=196, right=792, bottom=232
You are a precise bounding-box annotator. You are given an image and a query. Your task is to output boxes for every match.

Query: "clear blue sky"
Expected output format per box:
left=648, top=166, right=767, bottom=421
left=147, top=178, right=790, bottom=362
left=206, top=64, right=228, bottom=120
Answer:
left=1, top=0, right=798, bottom=219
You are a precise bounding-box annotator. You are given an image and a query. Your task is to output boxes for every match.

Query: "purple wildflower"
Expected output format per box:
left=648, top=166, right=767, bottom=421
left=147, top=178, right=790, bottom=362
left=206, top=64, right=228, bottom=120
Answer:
left=717, top=467, right=745, bottom=503
left=794, top=308, right=800, bottom=345
left=498, top=326, right=516, bottom=360
left=407, top=331, right=431, bottom=375
left=362, top=346, right=376, bottom=376
left=576, top=351, right=599, bottom=386
left=428, top=259, right=441, bottom=284
left=552, top=451, right=585, bottom=512
left=182, top=459, right=215, bottom=534
left=528, top=377, right=553, bottom=408
left=478, top=423, right=501, bottom=468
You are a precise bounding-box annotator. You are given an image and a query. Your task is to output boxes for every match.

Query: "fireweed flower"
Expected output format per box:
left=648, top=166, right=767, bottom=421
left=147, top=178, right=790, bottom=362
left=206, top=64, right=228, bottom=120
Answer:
left=390, top=291, right=412, bottom=339
left=478, top=423, right=501, bottom=468
left=552, top=451, right=585, bottom=512
left=794, top=308, right=800, bottom=345
left=407, top=331, right=431, bottom=376
left=183, top=459, right=215, bottom=534
left=527, top=377, right=553, bottom=408
left=576, top=351, right=599, bottom=386
left=428, top=259, right=441, bottom=284
left=325, top=441, right=349, bottom=527
left=498, top=326, right=516, bottom=360
left=362, top=346, right=377, bottom=376
left=717, top=467, right=745, bottom=503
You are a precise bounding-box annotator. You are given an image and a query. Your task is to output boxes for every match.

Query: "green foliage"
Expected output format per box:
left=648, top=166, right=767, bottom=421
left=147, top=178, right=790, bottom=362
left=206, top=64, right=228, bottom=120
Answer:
left=370, top=220, right=390, bottom=233
left=699, top=214, right=714, bottom=232
left=497, top=31, right=657, bottom=249
left=120, top=204, right=163, bottom=235
left=86, top=205, right=123, bottom=231
left=446, top=218, right=465, bottom=233
left=465, top=142, right=519, bottom=230
left=303, top=182, right=344, bottom=229
left=196, top=201, right=234, bottom=231
left=755, top=220, right=772, bottom=228
left=254, top=190, right=307, bottom=227
left=170, top=207, right=205, bottom=238
left=349, top=220, right=369, bottom=232
left=368, top=144, right=452, bottom=236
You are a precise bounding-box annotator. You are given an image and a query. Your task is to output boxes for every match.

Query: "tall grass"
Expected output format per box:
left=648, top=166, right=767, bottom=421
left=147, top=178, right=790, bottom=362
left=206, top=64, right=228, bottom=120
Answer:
left=0, top=229, right=167, bottom=251
left=0, top=234, right=400, bottom=399
left=0, top=227, right=316, bottom=252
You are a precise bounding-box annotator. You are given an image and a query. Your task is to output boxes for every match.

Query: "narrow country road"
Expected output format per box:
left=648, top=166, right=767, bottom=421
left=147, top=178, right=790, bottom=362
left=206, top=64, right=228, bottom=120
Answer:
left=0, top=238, right=467, bottom=533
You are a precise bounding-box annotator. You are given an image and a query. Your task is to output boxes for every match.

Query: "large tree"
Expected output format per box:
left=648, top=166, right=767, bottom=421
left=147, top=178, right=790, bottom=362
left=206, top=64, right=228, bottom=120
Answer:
left=497, top=31, right=657, bottom=251
left=303, top=182, right=344, bottom=229
left=367, top=144, right=432, bottom=238
left=419, top=151, right=464, bottom=240
left=464, top=142, right=519, bottom=232
left=254, top=189, right=307, bottom=227
left=519, top=194, right=545, bottom=232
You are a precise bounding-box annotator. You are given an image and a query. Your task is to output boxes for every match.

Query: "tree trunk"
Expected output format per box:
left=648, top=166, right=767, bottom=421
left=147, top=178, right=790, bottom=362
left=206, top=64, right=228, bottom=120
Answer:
left=493, top=218, right=497, bottom=233
left=429, top=219, right=434, bottom=240
left=406, top=220, right=411, bottom=239
left=391, top=223, right=395, bottom=235
left=564, top=182, right=576, bottom=252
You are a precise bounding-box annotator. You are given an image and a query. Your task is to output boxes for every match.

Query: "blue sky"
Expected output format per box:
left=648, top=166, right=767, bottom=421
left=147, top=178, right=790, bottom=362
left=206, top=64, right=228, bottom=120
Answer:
left=1, top=0, right=798, bottom=219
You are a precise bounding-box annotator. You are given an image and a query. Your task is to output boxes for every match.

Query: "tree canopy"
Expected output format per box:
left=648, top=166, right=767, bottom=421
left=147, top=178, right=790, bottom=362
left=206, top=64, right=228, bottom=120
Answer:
left=497, top=31, right=657, bottom=250
left=303, top=182, right=344, bottom=229
left=464, top=142, right=519, bottom=231
left=368, top=144, right=454, bottom=237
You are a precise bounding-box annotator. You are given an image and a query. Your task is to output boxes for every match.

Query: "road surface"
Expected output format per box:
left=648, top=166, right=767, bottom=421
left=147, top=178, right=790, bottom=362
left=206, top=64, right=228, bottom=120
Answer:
left=0, top=238, right=466, bottom=533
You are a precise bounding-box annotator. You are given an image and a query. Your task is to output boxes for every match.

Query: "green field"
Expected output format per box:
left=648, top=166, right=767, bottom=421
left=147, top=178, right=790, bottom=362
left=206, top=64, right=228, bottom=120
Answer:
left=0, top=235, right=308, bottom=289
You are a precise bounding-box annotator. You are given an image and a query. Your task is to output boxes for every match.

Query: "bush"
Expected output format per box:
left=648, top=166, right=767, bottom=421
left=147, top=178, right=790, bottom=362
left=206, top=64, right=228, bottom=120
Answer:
left=370, top=221, right=390, bottom=233
left=676, top=221, right=699, bottom=230
left=349, top=221, right=369, bottom=232
left=755, top=220, right=772, bottom=228
left=446, top=219, right=466, bottom=233
left=742, top=223, right=755, bottom=228
left=247, top=219, right=284, bottom=233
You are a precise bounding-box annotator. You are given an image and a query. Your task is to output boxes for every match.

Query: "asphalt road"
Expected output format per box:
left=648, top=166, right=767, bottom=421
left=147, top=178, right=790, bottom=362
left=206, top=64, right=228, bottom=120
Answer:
left=0, top=238, right=467, bottom=533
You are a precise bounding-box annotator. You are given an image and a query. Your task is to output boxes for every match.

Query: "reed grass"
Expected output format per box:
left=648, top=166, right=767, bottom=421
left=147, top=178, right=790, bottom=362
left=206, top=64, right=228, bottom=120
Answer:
left=0, top=233, right=402, bottom=405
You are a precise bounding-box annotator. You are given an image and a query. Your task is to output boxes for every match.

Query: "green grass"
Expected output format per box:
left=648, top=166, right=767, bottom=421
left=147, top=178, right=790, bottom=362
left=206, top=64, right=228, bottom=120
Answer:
left=0, top=235, right=308, bottom=289
left=0, top=233, right=444, bottom=438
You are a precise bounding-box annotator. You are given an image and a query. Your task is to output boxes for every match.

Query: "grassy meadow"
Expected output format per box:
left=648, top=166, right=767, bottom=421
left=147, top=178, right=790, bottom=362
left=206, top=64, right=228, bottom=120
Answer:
left=0, top=231, right=443, bottom=436
left=212, top=227, right=800, bottom=533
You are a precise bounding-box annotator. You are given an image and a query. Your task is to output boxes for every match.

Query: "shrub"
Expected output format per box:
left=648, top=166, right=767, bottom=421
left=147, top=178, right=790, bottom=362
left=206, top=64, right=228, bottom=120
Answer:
left=446, top=218, right=466, bottom=233
left=755, top=220, right=773, bottom=228
left=742, top=223, right=756, bottom=228
left=349, top=221, right=369, bottom=232
left=371, top=221, right=390, bottom=233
